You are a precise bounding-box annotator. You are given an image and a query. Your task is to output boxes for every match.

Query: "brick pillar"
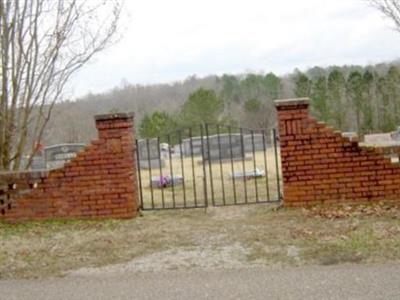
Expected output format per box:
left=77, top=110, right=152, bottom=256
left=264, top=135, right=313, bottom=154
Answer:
left=94, top=112, right=138, bottom=218
left=275, top=98, right=311, bottom=205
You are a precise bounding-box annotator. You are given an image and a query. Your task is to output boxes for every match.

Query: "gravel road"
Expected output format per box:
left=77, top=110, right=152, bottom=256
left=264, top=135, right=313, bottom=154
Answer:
left=1, top=264, right=400, bottom=300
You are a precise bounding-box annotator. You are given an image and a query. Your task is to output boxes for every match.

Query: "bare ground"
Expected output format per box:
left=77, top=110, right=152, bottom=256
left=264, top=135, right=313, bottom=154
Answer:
left=1, top=202, right=400, bottom=279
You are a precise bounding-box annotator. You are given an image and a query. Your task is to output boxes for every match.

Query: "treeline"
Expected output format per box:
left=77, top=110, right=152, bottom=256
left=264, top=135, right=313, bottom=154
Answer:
left=294, top=66, right=400, bottom=134
left=138, top=73, right=286, bottom=140
left=44, top=61, right=400, bottom=145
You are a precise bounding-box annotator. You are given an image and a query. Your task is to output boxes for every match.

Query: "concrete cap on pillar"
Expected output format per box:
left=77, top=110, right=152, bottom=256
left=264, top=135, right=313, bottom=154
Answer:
left=274, top=98, right=309, bottom=108
left=94, top=112, right=134, bottom=122
left=94, top=112, right=135, bottom=132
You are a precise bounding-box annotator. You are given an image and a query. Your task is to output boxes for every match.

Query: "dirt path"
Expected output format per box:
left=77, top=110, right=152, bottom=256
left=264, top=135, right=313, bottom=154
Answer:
left=2, top=264, right=400, bottom=300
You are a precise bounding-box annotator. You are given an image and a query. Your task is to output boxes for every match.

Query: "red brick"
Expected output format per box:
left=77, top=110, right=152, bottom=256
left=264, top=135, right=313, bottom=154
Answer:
left=0, top=113, right=138, bottom=223
left=276, top=98, right=400, bottom=207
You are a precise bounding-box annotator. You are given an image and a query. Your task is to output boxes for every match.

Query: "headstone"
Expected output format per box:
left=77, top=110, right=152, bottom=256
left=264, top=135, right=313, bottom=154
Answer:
left=160, top=143, right=169, bottom=159
left=342, top=132, right=358, bottom=142
left=204, top=133, right=244, bottom=161
left=231, top=168, right=265, bottom=180
left=44, top=143, right=86, bottom=169
left=243, top=133, right=267, bottom=152
left=391, top=126, right=400, bottom=141
left=17, top=155, right=46, bottom=170
left=172, top=144, right=181, bottom=157
left=31, top=155, right=46, bottom=170
left=362, top=133, right=395, bottom=146
left=137, top=139, right=165, bottom=169
left=180, top=132, right=267, bottom=159
left=182, top=136, right=206, bottom=156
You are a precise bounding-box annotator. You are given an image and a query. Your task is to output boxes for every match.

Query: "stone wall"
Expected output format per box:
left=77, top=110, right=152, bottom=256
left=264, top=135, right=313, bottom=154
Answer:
left=276, top=98, right=400, bottom=206
left=0, top=113, right=138, bottom=222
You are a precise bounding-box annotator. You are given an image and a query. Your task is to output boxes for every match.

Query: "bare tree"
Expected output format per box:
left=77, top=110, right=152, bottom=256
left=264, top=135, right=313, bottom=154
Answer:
left=369, top=0, right=400, bottom=32
left=0, top=0, right=122, bottom=170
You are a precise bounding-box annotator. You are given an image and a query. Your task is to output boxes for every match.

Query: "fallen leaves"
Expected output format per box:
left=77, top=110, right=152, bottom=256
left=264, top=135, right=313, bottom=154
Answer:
left=303, top=202, right=400, bottom=220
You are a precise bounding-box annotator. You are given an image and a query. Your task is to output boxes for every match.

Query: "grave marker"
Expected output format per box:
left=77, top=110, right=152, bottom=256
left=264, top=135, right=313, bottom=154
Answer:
left=44, top=143, right=85, bottom=169
left=137, top=139, right=165, bottom=169
left=205, top=133, right=244, bottom=161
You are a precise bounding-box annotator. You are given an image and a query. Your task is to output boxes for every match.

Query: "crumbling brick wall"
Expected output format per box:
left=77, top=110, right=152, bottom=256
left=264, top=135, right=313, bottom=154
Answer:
left=275, top=98, right=400, bottom=206
left=0, top=113, right=138, bottom=222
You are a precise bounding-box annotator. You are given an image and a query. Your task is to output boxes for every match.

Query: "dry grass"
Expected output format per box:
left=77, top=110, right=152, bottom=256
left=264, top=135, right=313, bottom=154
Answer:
left=139, top=149, right=282, bottom=208
left=1, top=202, right=400, bottom=279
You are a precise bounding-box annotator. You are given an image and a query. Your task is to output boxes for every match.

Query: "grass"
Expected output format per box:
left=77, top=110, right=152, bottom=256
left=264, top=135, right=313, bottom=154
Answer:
left=0, top=202, right=400, bottom=279
left=139, top=148, right=282, bottom=208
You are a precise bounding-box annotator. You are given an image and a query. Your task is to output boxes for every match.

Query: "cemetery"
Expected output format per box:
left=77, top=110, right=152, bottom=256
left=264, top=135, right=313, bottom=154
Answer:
left=203, top=133, right=245, bottom=162
left=243, top=133, right=268, bottom=152
left=135, top=123, right=281, bottom=209
left=137, top=142, right=281, bottom=209
left=181, top=136, right=206, bottom=156
left=22, top=143, right=86, bottom=170
left=181, top=133, right=269, bottom=159
left=137, top=139, right=166, bottom=169
left=43, top=143, right=86, bottom=169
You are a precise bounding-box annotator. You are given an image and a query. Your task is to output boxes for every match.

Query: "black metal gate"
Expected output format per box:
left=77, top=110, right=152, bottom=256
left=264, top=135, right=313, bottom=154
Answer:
left=136, top=124, right=282, bottom=210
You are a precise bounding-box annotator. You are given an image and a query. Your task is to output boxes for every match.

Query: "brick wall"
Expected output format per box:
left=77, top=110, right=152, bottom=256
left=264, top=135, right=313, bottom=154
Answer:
left=275, top=98, right=400, bottom=206
left=0, top=113, right=138, bottom=222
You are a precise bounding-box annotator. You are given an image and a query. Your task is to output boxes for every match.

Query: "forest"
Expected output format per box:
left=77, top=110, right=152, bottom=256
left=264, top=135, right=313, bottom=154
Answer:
left=44, top=61, right=400, bottom=145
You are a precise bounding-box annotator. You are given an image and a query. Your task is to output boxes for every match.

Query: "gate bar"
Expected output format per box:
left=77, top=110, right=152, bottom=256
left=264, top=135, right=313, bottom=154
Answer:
left=135, top=139, right=144, bottom=209
left=178, top=130, right=187, bottom=207
left=240, top=127, right=248, bottom=203
left=272, top=128, right=281, bottom=200
left=261, top=130, right=271, bottom=200
left=146, top=139, right=155, bottom=209
left=228, top=126, right=237, bottom=204
left=200, top=125, right=208, bottom=207
left=205, top=124, right=215, bottom=206
left=189, top=128, right=198, bottom=206
left=167, top=134, right=176, bottom=208
left=216, top=125, right=226, bottom=205
left=157, top=137, right=165, bottom=208
left=251, top=130, right=259, bottom=202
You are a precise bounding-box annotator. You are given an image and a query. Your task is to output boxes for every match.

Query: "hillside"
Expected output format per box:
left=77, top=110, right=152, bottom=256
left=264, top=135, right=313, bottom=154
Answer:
left=43, top=60, right=400, bottom=145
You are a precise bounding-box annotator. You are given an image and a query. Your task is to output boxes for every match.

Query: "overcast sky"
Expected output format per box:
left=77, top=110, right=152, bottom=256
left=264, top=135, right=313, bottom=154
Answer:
left=68, top=0, right=400, bottom=98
